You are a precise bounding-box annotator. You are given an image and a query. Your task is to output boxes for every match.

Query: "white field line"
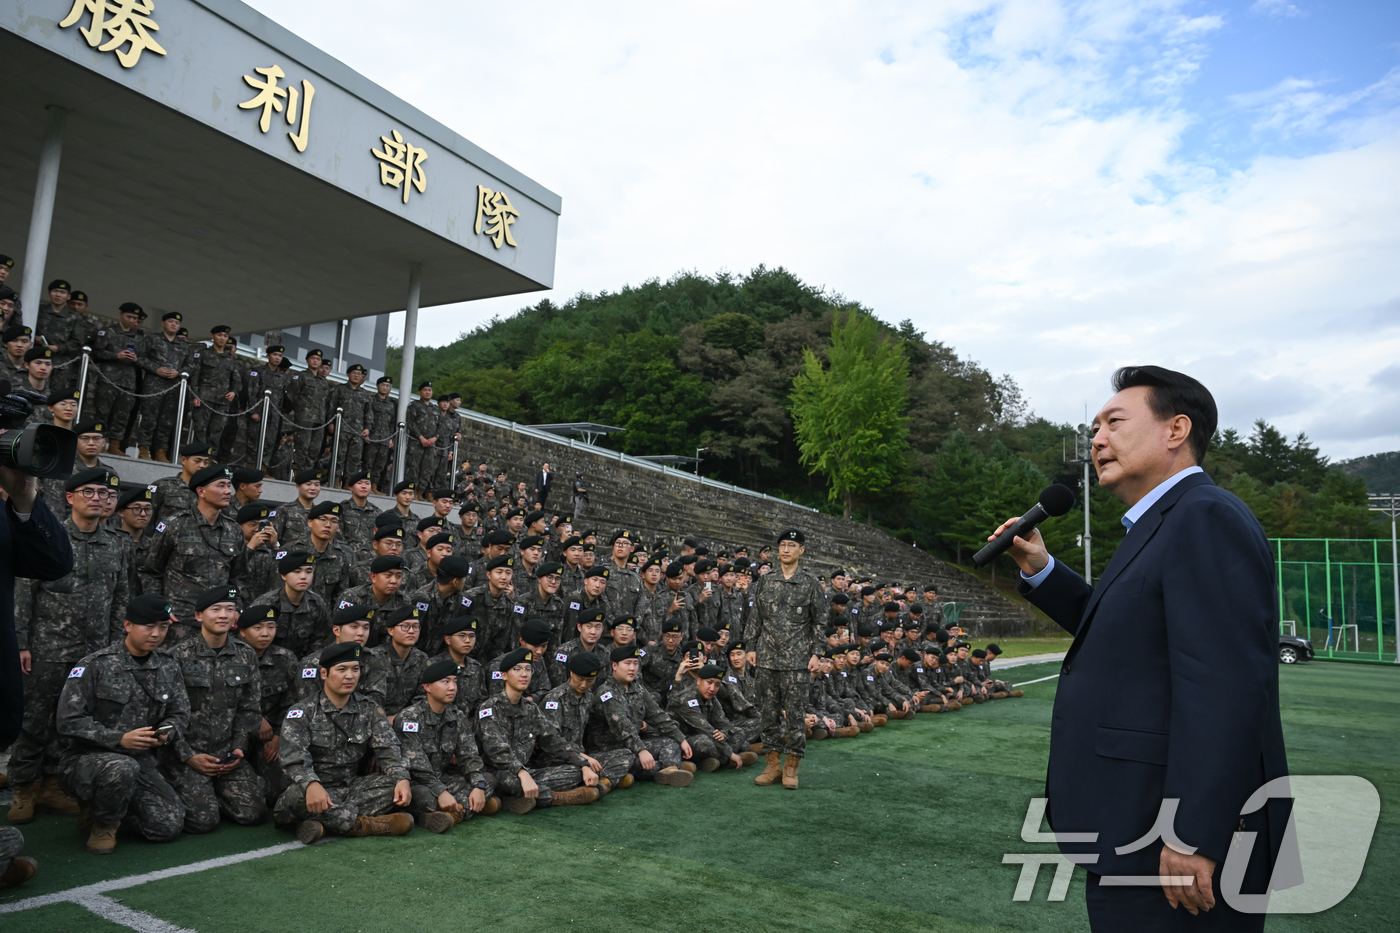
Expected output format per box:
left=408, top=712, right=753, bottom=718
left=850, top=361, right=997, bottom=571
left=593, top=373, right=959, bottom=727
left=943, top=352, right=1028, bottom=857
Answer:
left=1013, top=673, right=1061, bottom=687
left=73, top=892, right=199, bottom=933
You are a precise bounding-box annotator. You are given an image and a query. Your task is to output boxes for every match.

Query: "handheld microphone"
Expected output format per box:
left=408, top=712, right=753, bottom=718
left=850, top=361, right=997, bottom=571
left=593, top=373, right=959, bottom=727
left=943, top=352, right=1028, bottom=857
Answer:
left=972, top=484, right=1075, bottom=567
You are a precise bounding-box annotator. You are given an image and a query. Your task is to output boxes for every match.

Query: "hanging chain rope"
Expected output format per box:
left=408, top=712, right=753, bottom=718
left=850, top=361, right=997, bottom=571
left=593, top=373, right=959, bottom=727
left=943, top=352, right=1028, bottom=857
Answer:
left=92, top=368, right=183, bottom=399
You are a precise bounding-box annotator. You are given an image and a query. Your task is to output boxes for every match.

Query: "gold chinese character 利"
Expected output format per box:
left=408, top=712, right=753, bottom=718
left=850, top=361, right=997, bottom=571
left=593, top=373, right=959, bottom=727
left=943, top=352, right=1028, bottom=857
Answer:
left=475, top=186, right=520, bottom=249
left=238, top=65, right=316, bottom=153
left=371, top=130, right=428, bottom=204
left=59, top=0, right=167, bottom=69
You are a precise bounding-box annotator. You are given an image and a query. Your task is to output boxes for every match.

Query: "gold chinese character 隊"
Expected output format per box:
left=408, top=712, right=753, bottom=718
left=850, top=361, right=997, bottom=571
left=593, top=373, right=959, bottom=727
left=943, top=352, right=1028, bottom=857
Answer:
left=59, top=0, right=167, bottom=69
left=371, top=130, right=428, bottom=204
left=238, top=65, right=316, bottom=152
left=475, top=186, right=519, bottom=248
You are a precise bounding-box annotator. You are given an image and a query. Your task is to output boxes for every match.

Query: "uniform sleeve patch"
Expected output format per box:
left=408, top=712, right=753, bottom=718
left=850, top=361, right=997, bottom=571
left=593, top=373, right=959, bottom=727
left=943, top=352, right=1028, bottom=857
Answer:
left=286, top=709, right=304, bottom=719
left=727, top=675, right=737, bottom=683
left=68, top=666, right=85, bottom=678
left=490, top=671, right=503, bottom=680
left=544, top=701, right=559, bottom=710
left=866, top=675, right=875, bottom=681
left=599, top=691, right=613, bottom=702
left=555, top=653, right=568, bottom=662
left=569, top=602, right=580, bottom=610
left=687, top=698, right=700, bottom=707
left=638, top=649, right=647, bottom=657
left=302, top=668, right=318, bottom=679
left=401, top=721, right=419, bottom=732
left=155, top=521, right=166, bottom=533
left=512, top=605, right=524, bottom=614
left=462, top=597, right=473, bottom=607
left=416, top=602, right=429, bottom=611
left=478, top=707, right=493, bottom=718
left=276, top=550, right=288, bottom=560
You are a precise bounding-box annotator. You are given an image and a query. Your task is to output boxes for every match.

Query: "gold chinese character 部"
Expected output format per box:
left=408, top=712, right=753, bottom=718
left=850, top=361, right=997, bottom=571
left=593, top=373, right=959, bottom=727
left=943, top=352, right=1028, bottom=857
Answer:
left=238, top=65, right=316, bottom=153
left=371, top=130, right=428, bottom=204
left=475, top=186, right=519, bottom=248
left=59, top=0, right=167, bottom=69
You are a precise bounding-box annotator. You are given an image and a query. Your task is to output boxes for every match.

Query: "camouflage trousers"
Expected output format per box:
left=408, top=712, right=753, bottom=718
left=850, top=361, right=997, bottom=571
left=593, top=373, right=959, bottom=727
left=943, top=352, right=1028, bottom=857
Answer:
left=163, top=758, right=267, bottom=833
left=137, top=376, right=184, bottom=449
left=408, top=772, right=497, bottom=819
left=292, top=426, right=328, bottom=473
left=404, top=443, right=431, bottom=491
left=363, top=442, right=393, bottom=488
left=249, top=740, right=289, bottom=804
left=491, top=764, right=584, bottom=808
left=8, top=658, right=73, bottom=783
left=191, top=400, right=235, bottom=460
left=334, top=429, right=366, bottom=486
left=93, top=375, right=140, bottom=446
left=273, top=774, right=402, bottom=835
left=60, top=752, right=184, bottom=841
left=684, top=732, right=734, bottom=767
left=756, top=667, right=809, bottom=758
left=727, top=716, right=761, bottom=749
left=0, top=826, right=22, bottom=878
left=535, top=747, right=634, bottom=784
left=624, top=736, right=682, bottom=779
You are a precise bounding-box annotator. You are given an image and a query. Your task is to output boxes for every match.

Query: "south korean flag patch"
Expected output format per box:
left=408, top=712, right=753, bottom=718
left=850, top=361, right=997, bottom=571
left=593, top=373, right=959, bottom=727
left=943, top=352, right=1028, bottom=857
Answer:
left=302, top=668, right=318, bottom=679
left=512, top=605, right=525, bottom=614
left=687, top=698, right=700, bottom=707
left=727, top=675, right=738, bottom=683
left=569, top=602, right=580, bottom=611
left=491, top=671, right=503, bottom=680
left=599, top=691, right=613, bottom=702
left=544, top=701, right=559, bottom=710
left=276, top=550, right=288, bottom=560
left=478, top=707, right=493, bottom=718
left=401, top=721, right=419, bottom=732
left=461, top=597, right=473, bottom=607
left=286, top=710, right=304, bottom=719
left=155, top=521, right=166, bottom=533
left=416, top=602, right=429, bottom=612
left=866, top=675, right=875, bottom=682
left=555, top=652, right=568, bottom=662
left=68, top=666, right=85, bottom=678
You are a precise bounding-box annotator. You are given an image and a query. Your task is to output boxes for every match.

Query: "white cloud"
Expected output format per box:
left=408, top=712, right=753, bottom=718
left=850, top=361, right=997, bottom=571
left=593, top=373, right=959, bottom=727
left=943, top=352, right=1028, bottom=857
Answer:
left=1251, top=0, right=1305, bottom=19
left=248, top=0, right=1400, bottom=459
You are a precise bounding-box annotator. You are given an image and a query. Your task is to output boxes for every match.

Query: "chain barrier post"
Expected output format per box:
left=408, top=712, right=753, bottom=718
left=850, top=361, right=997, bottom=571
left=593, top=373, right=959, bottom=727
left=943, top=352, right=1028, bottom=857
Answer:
left=256, top=390, right=271, bottom=469
left=394, top=421, right=406, bottom=485
left=74, top=345, right=92, bottom=422
left=329, top=408, right=343, bottom=488
left=451, top=438, right=460, bottom=487
left=173, top=371, right=190, bottom=454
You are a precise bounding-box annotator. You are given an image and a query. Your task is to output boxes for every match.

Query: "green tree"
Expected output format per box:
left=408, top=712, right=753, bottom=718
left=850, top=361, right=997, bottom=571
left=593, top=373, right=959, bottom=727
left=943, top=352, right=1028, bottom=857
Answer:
left=790, top=310, right=909, bottom=519
left=440, top=366, right=529, bottom=422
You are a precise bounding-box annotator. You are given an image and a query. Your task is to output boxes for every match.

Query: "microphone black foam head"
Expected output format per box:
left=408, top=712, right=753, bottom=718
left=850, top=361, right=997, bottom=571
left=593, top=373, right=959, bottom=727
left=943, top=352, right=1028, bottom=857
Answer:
left=1039, top=484, right=1075, bottom=517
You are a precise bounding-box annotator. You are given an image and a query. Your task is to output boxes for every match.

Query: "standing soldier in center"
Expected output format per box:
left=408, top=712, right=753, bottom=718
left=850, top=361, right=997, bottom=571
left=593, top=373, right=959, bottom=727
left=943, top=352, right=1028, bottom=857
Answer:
left=245, top=346, right=289, bottom=474
left=748, top=529, right=825, bottom=791
left=188, top=325, right=242, bottom=463
left=137, top=311, right=192, bottom=463
left=329, top=364, right=373, bottom=488
left=283, top=348, right=330, bottom=474
left=90, top=302, right=145, bottom=456
left=363, top=375, right=397, bottom=492
left=403, top=381, right=436, bottom=493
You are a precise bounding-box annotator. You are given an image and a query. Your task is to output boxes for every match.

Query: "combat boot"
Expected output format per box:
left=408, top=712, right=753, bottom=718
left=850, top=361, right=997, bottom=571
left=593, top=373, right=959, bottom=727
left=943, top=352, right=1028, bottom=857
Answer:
left=781, top=754, right=801, bottom=790
left=345, top=813, right=412, bottom=837
left=753, top=751, right=782, bottom=786
left=748, top=741, right=764, bottom=753
left=7, top=781, right=38, bottom=824
left=37, top=775, right=80, bottom=816
left=482, top=796, right=501, bottom=815
left=596, top=777, right=612, bottom=798
left=295, top=820, right=326, bottom=845
left=993, top=691, right=1008, bottom=699
left=549, top=786, right=599, bottom=807
left=617, top=774, right=635, bottom=789
left=679, top=761, right=697, bottom=774
left=417, top=811, right=454, bottom=834
left=872, top=714, right=888, bottom=726
left=833, top=726, right=860, bottom=738
left=857, top=721, right=873, bottom=733
left=503, top=796, right=537, bottom=815
left=107, top=440, right=125, bottom=456
left=811, top=727, right=829, bottom=740
left=87, top=821, right=119, bottom=855
left=698, top=757, right=723, bottom=772
left=654, top=766, right=693, bottom=787
left=737, top=751, right=759, bottom=767
left=0, top=856, right=38, bottom=889
left=1009, top=690, right=1024, bottom=697
left=0, top=771, right=7, bottom=788
left=138, top=446, right=153, bottom=461
left=153, top=449, right=170, bottom=463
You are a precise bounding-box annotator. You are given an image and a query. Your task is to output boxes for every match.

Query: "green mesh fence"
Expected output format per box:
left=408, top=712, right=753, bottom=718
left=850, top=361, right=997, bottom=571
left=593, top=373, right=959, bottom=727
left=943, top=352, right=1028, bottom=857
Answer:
left=1272, top=538, right=1399, bottom=664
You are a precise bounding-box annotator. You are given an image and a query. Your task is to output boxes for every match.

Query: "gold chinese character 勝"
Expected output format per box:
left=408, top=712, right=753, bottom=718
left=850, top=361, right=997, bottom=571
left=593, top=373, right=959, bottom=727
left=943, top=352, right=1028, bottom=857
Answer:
left=475, top=186, right=519, bottom=249
left=59, top=0, right=167, bottom=69
left=238, top=65, right=316, bottom=153
left=371, top=130, right=428, bottom=204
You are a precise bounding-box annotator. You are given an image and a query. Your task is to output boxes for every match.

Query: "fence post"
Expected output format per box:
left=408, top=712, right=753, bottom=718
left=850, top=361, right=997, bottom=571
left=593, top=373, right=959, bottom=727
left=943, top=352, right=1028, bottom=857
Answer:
left=393, top=421, right=406, bottom=485
left=451, top=438, right=459, bottom=486
left=328, top=408, right=343, bottom=486
left=255, top=390, right=271, bottom=469
left=173, top=371, right=190, bottom=455
left=74, top=345, right=91, bottom=422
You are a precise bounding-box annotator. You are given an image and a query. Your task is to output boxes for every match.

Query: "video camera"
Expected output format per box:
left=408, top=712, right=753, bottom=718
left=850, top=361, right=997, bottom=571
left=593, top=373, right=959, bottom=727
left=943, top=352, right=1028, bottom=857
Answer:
left=0, top=379, right=78, bottom=479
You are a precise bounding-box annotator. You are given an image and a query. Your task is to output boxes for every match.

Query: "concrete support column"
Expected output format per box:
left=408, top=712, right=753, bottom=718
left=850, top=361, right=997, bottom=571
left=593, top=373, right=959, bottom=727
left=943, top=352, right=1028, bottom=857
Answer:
left=20, top=106, right=68, bottom=329
left=393, top=262, right=422, bottom=483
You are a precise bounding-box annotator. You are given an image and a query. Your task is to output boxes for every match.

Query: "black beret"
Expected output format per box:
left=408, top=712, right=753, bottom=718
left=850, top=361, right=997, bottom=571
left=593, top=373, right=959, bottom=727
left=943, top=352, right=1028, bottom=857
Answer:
left=678, top=554, right=697, bottom=566
left=73, top=420, right=103, bottom=435
left=830, top=568, right=848, bottom=578
left=376, top=375, right=392, bottom=385
left=265, top=345, right=285, bottom=355
left=728, top=641, right=747, bottom=653
left=393, top=480, right=415, bottom=494
left=693, top=559, right=715, bottom=574
left=924, top=584, right=939, bottom=593
left=370, top=555, right=406, bottom=573
left=162, top=310, right=182, bottom=322
left=442, top=616, right=478, bottom=636
left=188, top=464, right=232, bottom=491
left=823, top=626, right=840, bottom=637
left=872, top=651, right=892, bottom=662
left=195, top=586, right=240, bottom=612
left=417, top=380, right=432, bottom=391
left=293, top=469, right=322, bottom=485
left=499, top=647, right=534, bottom=671
left=883, top=601, right=900, bottom=612
left=179, top=442, right=215, bottom=458
left=209, top=324, right=231, bottom=335
left=277, top=549, right=315, bottom=574
left=908, top=604, right=923, bottom=615
left=425, top=532, right=454, bottom=550
left=483, top=530, right=515, bottom=546
left=68, top=290, right=88, bottom=303
left=972, top=649, right=988, bottom=659
left=348, top=471, right=372, bottom=486
left=485, top=555, right=514, bottom=571
left=373, top=511, right=401, bottom=527
left=778, top=528, right=805, bottom=544
left=519, top=619, right=553, bottom=645
left=237, top=604, right=277, bottom=629
left=374, top=526, right=405, bottom=541
left=0, top=255, right=11, bottom=268
left=23, top=347, right=52, bottom=362
left=986, top=644, right=1002, bottom=654
left=333, top=604, right=374, bottom=627
left=900, top=648, right=920, bottom=661
left=860, top=586, right=877, bottom=597
left=47, top=279, right=71, bottom=291
left=116, top=486, right=153, bottom=510
left=347, top=363, right=367, bottom=375
left=422, top=659, right=460, bottom=684
left=609, top=616, right=637, bottom=631
left=696, top=626, right=720, bottom=641
left=524, top=510, right=545, bottom=525
left=64, top=466, right=118, bottom=492
left=47, top=387, right=79, bottom=405
left=576, top=609, right=606, bottom=626
left=305, top=348, right=323, bottom=360
left=534, top=561, right=563, bottom=578
left=436, top=555, right=471, bottom=580
left=320, top=642, right=363, bottom=668
left=831, top=593, right=850, bottom=605
left=231, top=467, right=264, bottom=486
left=386, top=606, right=422, bottom=628
left=661, top=620, right=684, bottom=634
left=560, top=536, right=583, bottom=550
left=237, top=502, right=272, bottom=524
left=696, top=662, right=724, bottom=679
left=458, top=502, right=481, bottom=515
left=417, top=516, right=446, bottom=533
left=584, top=567, right=610, bottom=579
left=858, top=625, right=877, bottom=637
left=664, top=563, right=684, bottom=579
left=610, top=645, right=641, bottom=663
left=566, top=652, right=601, bottom=677
left=126, top=593, right=173, bottom=625
left=308, top=501, right=341, bottom=520
left=518, top=534, right=545, bottom=550
left=2, top=324, right=32, bottom=342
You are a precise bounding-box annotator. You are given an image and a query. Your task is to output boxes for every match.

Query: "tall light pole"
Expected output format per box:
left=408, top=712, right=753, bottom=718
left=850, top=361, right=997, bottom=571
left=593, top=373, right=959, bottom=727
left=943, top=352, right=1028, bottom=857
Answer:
left=1064, top=425, right=1094, bottom=584
left=694, top=447, right=708, bottom=476
left=1368, top=494, right=1400, bottom=664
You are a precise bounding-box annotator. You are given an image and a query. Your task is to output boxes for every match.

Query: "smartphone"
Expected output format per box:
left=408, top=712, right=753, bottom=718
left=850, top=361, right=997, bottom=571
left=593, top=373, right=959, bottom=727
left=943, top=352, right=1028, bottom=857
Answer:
left=217, top=753, right=240, bottom=766
left=258, top=520, right=270, bottom=531
left=704, top=582, right=712, bottom=593
left=155, top=724, right=174, bottom=739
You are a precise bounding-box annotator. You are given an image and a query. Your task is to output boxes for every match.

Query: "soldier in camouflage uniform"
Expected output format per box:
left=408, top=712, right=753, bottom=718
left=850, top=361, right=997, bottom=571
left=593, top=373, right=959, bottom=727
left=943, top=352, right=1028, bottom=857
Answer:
left=557, top=535, right=586, bottom=594
left=236, top=605, right=301, bottom=803
left=90, top=302, right=145, bottom=454
left=512, top=561, right=565, bottom=650
left=340, top=472, right=379, bottom=561
left=428, top=395, right=459, bottom=491
left=717, top=641, right=763, bottom=745
left=397, top=659, right=498, bottom=832
left=282, top=348, right=331, bottom=473
left=295, top=606, right=387, bottom=708
left=748, top=529, right=826, bottom=789
left=188, top=326, right=242, bottom=461
left=149, top=442, right=213, bottom=528
left=403, top=382, right=437, bottom=490
left=599, top=531, right=646, bottom=623
left=139, top=466, right=249, bottom=642
left=274, top=642, right=413, bottom=843
left=34, top=278, right=94, bottom=390
left=485, top=618, right=554, bottom=701
left=641, top=620, right=687, bottom=701
left=231, top=502, right=281, bottom=599
left=253, top=550, right=331, bottom=659
left=328, top=364, right=373, bottom=487
left=461, top=555, right=519, bottom=660
left=537, top=652, right=635, bottom=790
left=430, top=616, right=487, bottom=716
left=9, top=468, right=128, bottom=824
left=304, top=501, right=362, bottom=607
left=474, top=648, right=601, bottom=814
left=561, top=566, right=609, bottom=644
left=55, top=594, right=190, bottom=853
left=164, top=586, right=267, bottom=832
left=363, top=376, right=397, bottom=491
left=114, top=486, right=155, bottom=597
left=660, top=563, right=697, bottom=638
left=271, top=469, right=322, bottom=550
left=667, top=661, right=757, bottom=772
left=337, top=555, right=411, bottom=646
left=407, top=554, right=472, bottom=650
left=637, top=557, right=669, bottom=646
left=584, top=645, right=693, bottom=786
left=547, top=608, right=608, bottom=689
left=245, top=346, right=290, bottom=472
left=369, top=606, right=431, bottom=719
left=137, top=312, right=193, bottom=461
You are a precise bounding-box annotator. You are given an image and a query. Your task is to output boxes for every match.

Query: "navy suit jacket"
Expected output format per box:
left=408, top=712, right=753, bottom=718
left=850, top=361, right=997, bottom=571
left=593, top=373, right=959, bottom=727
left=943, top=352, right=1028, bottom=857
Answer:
left=1020, top=472, right=1289, bottom=877
left=0, top=495, right=75, bottom=745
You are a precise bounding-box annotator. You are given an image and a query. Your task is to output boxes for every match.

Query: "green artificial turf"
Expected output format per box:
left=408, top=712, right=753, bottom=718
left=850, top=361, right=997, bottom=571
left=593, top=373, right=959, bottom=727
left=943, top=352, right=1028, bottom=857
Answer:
left=4, top=661, right=1395, bottom=933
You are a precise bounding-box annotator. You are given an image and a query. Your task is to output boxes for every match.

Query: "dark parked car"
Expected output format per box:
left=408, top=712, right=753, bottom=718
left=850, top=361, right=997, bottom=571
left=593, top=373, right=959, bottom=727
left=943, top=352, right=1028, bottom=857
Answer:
left=1279, top=634, right=1315, bottom=664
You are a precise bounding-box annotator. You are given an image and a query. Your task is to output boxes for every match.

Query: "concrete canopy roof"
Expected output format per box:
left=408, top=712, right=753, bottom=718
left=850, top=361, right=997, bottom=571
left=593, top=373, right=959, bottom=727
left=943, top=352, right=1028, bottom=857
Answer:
left=1, top=0, right=560, bottom=336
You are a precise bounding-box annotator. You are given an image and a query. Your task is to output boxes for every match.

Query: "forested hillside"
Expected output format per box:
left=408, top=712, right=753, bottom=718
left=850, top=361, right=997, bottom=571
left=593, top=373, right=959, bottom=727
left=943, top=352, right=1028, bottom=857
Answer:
left=391, top=267, right=1381, bottom=578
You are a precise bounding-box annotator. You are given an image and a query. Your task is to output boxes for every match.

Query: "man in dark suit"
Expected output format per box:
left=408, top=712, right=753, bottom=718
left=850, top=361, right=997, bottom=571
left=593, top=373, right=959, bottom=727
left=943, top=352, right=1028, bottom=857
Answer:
left=534, top=462, right=553, bottom=509
left=994, top=366, right=1289, bottom=931
left=0, top=465, right=77, bottom=746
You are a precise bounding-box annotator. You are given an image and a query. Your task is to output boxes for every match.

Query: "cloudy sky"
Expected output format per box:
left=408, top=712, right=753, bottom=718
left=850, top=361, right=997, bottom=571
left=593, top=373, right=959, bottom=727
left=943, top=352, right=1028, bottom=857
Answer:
left=247, top=0, right=1400, bottom=460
